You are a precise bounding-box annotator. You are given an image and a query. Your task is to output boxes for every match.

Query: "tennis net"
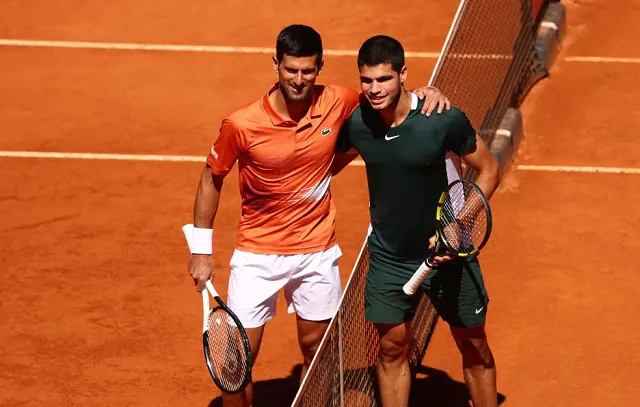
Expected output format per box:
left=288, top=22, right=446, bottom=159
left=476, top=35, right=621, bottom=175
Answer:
left=292, top=1, right=548, bottom=405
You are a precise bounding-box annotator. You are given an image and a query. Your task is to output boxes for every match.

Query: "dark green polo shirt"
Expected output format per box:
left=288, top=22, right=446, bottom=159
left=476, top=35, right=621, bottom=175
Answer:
left=338, top=93, right=477, bottom=260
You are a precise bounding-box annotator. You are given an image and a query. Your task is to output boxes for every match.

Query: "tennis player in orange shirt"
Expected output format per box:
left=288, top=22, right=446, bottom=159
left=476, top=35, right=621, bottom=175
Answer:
left=184, top=24, right=450, bottom=406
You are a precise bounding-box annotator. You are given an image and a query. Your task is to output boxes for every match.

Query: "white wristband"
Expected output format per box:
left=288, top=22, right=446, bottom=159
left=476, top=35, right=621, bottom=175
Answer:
left=181, top=224, right=213, bottom=254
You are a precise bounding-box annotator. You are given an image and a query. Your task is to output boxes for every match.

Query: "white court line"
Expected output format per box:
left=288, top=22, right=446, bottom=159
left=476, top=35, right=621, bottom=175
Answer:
left=4, top=39, right=640, bottom=63
left=0, top=39, right=278, bottom=54
left=0, top=150, right=205, bottom=162
left=1, top=151, right=639, bottom=174
left=564, top=56, right=640, bottom=64
left=0, top=39, right=439, bottom=58
left=344, top=161, right=640, bottom=173
left=515, top=164, right=640, bottom=175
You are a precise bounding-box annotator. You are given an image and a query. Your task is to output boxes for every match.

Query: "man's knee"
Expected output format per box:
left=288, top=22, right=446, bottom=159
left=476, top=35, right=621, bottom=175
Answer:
left=450, top=324, right=495, bottom=368
left=377, top=322, right=411, bottom=363
left=297, top=317, right=329, bottom=362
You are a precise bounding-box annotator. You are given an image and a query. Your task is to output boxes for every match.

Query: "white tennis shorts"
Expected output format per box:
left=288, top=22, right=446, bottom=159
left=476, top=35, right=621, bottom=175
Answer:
left=227, top=244, right=343, bottom=328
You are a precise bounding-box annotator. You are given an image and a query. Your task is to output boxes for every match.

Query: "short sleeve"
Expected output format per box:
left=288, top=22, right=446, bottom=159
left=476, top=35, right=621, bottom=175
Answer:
left=336, top=115, right=354, bottom=153
left=206, top=118, right=241, bottom=176
left=447, top=107, right=477, bottom=155
left=333, top=86, right=360, bottom=120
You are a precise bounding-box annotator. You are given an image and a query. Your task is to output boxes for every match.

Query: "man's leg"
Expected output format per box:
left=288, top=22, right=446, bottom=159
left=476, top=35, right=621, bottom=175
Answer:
left=450, top=324, right=497, bottom=407
left=362, top=250, right=423, bottom=407
left=221, top=325, right=266, bottom=407
left=428, top=258, right=495, bottom=407
left=286, top=245, right=343, bottom=383
left=296, top=316, right=330, bottom=382
left=223, top=249, right=290, bottom=407
left=375, top=321, right=412, bottom=407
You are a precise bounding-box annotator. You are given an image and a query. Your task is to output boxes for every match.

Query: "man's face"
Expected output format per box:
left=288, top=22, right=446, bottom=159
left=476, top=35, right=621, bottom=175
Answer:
left=359, top=63, right=407, bottom=111
left=273, top=54, right=323, bottom=102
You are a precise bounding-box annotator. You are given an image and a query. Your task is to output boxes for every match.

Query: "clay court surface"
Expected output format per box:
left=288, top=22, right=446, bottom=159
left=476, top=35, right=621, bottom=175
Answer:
left=1, top=0, right=639, bottom=406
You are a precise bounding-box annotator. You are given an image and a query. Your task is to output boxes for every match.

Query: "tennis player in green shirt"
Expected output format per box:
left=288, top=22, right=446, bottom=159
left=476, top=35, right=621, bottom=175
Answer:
left=335, top=35, right=501, bottom=407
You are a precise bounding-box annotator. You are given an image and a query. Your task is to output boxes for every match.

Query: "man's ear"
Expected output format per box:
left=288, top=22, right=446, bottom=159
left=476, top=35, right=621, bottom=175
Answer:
left=272, top=56, right=279, bottom=73
left=400, top=65, right=408, bottom=84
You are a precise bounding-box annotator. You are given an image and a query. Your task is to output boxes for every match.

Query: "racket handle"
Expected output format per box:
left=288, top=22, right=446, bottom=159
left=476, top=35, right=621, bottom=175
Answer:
left=202, top=289, right=210, bottom=333
left=403, top=262, right=433, bottom=295
left=205, top=280, right=218, bottom=297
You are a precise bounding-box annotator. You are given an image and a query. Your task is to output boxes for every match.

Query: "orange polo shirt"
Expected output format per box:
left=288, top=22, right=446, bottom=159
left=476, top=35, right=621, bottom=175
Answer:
left=207, top=83, right=360, bottom=255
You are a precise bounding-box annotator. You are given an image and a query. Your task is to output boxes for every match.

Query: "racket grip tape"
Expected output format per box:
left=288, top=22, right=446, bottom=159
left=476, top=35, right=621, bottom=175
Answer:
left=403, top=262, right=432, bottom=295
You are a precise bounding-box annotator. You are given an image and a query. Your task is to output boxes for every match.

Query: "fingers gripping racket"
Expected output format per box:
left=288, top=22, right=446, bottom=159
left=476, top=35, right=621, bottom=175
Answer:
left=403, top=179, right=492, bottom=295
left=201, top=280, right=252, bottom=394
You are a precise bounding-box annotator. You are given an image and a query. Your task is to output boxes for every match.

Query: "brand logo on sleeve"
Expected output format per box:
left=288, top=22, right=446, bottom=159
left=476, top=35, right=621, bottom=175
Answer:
left=210, top=146, right=219, bottom=159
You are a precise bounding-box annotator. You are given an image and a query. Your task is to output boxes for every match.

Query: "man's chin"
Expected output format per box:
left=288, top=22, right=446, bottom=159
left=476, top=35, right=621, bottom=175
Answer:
left=284, top=89, right=310, bottom=102
left=368, top=101, right=389, bottom=110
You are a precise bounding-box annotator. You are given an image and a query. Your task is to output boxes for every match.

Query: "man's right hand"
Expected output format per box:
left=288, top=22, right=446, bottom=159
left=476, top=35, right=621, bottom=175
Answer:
left=428, top=235, right=453, bottom=264
left=188, top=254, right=214, bottom=292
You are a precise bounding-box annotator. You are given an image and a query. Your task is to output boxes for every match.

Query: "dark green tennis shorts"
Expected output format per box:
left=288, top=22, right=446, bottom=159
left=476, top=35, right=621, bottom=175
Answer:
left=365, top=250, right=489, bottom=328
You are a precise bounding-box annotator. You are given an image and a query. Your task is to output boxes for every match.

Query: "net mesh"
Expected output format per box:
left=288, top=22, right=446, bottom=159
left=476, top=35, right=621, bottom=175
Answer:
left=293, top=242, right=441, bottom=407
left=433, top=0, right=542, bottom=146
left=292, top=1, right=546, bottom=405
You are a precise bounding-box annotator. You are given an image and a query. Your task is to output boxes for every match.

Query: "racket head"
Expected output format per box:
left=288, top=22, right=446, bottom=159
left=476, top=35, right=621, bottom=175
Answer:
left=202, top=305, right=253, bottom=394
left=436, top=179, right=492, bottom=256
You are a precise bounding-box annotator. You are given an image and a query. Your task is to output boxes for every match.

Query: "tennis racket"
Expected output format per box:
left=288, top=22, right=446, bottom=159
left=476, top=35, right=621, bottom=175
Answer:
left=402, top=178, right=492, bottom=295
left=201, top=280, right=252, bottom=394
left=182, top=224, right=252, bottom=394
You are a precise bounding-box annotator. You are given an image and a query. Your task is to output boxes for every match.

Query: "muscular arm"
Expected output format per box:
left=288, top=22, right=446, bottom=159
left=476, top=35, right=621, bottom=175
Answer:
left=194, top=164, right=224, bottom=227
left=461, top=135, right=501, bottom=200
left=188, top=164, right=225, bottom=292
left=188, top=117, right=239, bottom=291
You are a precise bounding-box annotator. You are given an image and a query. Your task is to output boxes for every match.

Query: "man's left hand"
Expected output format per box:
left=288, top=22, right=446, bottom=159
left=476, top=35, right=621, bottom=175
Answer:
left=412, top=86, right=451, bottom=117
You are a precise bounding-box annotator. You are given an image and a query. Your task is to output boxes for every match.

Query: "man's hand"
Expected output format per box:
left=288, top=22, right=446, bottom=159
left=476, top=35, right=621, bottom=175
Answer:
left=188, top=254, right=214, bottom=292
left=428, top=235, right=453, bottom=264
left=412, top=86, right=451, bottom=117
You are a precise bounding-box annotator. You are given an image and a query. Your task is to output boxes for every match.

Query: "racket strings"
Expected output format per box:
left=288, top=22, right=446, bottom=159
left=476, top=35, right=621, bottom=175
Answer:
left=440, top=182, right=489, bottom=253
left=206, top=308, right=250, bottom=392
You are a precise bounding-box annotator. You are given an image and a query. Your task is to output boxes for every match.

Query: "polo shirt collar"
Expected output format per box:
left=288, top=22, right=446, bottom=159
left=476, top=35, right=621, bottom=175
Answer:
left=262, top=83, right=322, bottom=126
left=410, top=92, right=418, bottom=110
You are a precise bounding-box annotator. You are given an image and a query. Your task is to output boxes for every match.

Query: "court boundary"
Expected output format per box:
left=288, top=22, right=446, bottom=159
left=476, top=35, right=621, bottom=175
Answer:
left=1, top=150, right=639, bottom=174
left=1, top=38, right=640, bottom=64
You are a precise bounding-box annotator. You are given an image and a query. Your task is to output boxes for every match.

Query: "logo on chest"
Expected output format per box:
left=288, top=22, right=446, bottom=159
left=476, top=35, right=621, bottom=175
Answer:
left=321, top=127, right=332, bottom=136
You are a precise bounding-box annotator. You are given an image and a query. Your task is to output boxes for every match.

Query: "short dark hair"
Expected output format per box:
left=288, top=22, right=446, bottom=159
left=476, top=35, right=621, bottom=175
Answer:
left=357, top=35, right=405, bottom=73
left=276, top=25, right=323, bottom=66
